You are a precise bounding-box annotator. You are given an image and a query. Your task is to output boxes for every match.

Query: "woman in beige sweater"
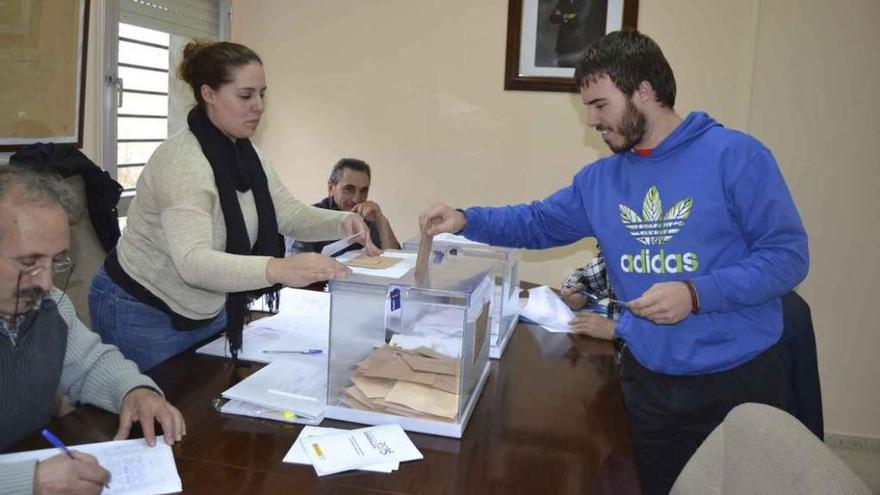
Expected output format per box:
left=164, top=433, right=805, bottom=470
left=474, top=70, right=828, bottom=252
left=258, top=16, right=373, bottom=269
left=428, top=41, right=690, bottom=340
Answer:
left=89, top=41, right=377, bottom=371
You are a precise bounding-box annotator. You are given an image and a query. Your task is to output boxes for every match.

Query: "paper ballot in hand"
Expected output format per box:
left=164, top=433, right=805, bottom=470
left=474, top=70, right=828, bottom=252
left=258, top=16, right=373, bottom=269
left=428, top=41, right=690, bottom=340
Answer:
left=321, top=231, right=364, bottom=257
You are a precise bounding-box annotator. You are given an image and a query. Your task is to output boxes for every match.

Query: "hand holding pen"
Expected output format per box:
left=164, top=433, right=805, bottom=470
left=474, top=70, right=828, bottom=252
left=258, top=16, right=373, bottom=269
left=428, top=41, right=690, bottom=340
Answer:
left=35, top=429, right=110, bottom=494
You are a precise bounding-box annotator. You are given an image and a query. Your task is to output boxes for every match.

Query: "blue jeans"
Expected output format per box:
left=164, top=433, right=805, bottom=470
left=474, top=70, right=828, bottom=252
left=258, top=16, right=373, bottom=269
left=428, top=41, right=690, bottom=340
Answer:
left=89, top=266, right=227, bottom=371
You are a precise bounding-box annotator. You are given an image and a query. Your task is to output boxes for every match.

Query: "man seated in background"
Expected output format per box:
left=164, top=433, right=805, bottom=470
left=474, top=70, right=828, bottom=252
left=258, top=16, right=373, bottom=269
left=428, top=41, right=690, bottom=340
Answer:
left=291, top=158, right=400, bottom=255
left=0, top=166, right=184, bottom=495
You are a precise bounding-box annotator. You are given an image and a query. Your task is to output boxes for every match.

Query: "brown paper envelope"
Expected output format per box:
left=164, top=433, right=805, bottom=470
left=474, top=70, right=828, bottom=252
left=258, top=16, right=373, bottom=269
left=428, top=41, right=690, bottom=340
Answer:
left=384, top=381, right=459, bottom=419
left=359, top=352, right=437, bottom=386
left=401, top=352, right=459, bottom=376
left=345, top=255, right=402, bottom=269
left=344, top=386, right=380, bottom=411
left=413, top=346, right=451, bottom=360
left=433, top=374, right=459, bottom=394
left=351, top=375, right=395, bottom=399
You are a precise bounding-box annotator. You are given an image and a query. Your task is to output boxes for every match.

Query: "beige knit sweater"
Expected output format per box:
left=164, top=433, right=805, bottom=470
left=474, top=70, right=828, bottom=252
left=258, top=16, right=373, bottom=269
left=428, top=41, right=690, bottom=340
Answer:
left=116, top=129, right=349, bottom=319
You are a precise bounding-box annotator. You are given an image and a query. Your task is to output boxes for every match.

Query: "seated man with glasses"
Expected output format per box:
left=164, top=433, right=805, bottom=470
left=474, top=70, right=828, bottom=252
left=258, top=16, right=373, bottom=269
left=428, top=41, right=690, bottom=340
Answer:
left=0, top=166, right=185, bottom=495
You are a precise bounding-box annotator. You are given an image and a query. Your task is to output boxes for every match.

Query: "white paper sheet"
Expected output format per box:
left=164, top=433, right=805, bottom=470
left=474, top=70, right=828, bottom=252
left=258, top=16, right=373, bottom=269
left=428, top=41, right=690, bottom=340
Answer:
left=0, top=437, right=181, bottom=495
left=221, top=360, right=326, bottom=419
left=283, top=426, right=397, bottom=473
left=336, top=250, right=416, bottom=279
left=196, top=288, right=330, bottom=363
left=519, top=285, right=575, bottom=334
left=321, top=231, right=363, bottom=257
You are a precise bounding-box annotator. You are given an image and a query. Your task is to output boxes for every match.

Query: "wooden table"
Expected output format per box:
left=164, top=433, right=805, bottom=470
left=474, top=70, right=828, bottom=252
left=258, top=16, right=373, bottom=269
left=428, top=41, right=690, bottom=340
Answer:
left=13, top=323, right=639, bottom=494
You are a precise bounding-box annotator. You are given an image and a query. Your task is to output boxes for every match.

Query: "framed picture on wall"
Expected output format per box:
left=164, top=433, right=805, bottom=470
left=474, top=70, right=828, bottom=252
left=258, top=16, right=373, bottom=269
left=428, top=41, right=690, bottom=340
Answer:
left=0, top=0, right=91, bottom=151
left=504, top=0, right=639, bottom=93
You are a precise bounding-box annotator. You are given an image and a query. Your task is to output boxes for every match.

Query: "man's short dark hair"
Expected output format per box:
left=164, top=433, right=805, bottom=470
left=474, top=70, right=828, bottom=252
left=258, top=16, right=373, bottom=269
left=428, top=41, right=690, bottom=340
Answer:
left=329, top=158, right=371, bottom=185
left=574, top=30, right=677, bottom=108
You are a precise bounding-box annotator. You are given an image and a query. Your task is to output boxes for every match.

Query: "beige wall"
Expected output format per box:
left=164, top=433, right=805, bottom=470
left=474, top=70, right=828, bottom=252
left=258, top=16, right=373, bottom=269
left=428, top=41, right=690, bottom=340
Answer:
left=230, top=0, right=879, bottom=437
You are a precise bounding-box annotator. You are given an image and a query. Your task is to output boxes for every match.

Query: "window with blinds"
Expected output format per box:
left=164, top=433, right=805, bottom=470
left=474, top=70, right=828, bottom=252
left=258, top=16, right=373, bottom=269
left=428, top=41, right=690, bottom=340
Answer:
left=105, top=0, right=227, bottom=194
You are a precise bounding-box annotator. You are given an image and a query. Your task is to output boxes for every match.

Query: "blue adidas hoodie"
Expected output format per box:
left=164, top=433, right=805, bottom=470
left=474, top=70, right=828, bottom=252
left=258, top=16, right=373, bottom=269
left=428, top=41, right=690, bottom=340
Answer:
left=462, top=112, right=809, bottom=375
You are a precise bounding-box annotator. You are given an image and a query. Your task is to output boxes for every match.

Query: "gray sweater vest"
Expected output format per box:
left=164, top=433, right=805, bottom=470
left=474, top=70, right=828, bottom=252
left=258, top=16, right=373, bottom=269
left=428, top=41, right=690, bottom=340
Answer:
left=0, top=300, right=67, bottom=451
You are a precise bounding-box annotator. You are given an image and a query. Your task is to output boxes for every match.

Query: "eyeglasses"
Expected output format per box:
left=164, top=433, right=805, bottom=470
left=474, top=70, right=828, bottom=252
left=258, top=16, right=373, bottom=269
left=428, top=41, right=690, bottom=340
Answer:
left=0, top=253, right=75, bottom=277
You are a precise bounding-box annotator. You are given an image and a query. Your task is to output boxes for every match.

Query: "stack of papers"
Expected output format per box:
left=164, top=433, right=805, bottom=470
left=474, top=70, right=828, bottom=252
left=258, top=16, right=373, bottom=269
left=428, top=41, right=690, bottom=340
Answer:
left=0, top=437, right=181, bottom=495
left=519, top=285, right=576, bottom=333
left=342, top=346, right=460, bottom=421
left=283, top=424, right=423, bottom=476
left=220, top=360, right=326, bottom=424
left=197, top=288, right=330, bottom=364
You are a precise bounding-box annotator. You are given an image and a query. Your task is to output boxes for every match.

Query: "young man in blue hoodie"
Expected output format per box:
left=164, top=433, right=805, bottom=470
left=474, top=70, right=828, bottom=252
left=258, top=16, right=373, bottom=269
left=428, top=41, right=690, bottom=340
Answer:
left=419, top=30, right=808, bottom=494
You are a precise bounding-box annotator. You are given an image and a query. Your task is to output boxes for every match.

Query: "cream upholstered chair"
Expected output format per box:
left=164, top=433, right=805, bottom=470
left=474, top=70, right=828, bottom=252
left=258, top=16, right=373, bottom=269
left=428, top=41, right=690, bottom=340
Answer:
left=670, top=403, right=870, bottom=495
left=53, top=175, right=107, bottom=326
left=52, top=175, right=108, bottom=417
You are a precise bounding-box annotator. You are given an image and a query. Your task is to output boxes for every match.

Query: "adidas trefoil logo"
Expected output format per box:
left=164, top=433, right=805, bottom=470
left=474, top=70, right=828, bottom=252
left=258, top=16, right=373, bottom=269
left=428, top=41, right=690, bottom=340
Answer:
left=618, top=186, right=699, bottom=274
left=619, top=186, right=693, bottom=245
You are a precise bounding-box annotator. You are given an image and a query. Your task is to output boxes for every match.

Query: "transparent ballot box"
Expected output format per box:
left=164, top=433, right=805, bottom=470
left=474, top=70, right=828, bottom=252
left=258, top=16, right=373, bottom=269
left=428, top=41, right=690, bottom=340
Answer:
left=324, top=251, right=494, bottom=438
left=402, top=233, right=521, bottom=358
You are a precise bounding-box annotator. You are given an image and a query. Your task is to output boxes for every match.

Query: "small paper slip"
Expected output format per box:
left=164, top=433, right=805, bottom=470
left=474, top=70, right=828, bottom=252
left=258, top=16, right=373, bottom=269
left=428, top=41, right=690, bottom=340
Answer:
left=345, top=255, right=402, bottom=269
left=336, top=250, right=416, bottom=279
left=303, top=424, right=423, bottom=476
left=283, top=426, right=397, bottom=473
left=519, top=285, right=575, bottom=334
left=221, top=360, right=325, bottom=419
left=0, top=437, right=181, bottom=495
left=321, top=231, right=363, bottom=257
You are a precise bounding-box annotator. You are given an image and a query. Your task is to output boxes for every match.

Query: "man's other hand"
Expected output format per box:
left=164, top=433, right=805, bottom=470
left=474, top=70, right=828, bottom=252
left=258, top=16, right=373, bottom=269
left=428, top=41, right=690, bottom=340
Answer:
left=350, top=200, right=384, bottom=223
left=115, top=388, right=185, bottom=447
left=628, top=281, right=693, bottom=325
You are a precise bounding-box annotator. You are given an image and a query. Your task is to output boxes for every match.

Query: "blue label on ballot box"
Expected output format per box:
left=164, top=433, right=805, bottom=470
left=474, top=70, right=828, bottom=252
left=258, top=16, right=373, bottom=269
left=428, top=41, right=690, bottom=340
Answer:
left=389, top=288, right=401, bottom=311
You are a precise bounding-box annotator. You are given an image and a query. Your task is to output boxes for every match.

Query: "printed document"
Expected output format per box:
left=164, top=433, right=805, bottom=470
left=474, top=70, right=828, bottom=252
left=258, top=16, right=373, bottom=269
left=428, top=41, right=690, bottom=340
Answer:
left=283, top=426, right=397, bottom=473
left=302, top=424, right=423, bottom=476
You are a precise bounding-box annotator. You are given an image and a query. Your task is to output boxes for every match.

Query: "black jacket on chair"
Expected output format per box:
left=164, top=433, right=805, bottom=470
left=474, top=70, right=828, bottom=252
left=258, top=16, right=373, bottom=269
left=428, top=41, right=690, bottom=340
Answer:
left=10, top=143, right=122, bottom=252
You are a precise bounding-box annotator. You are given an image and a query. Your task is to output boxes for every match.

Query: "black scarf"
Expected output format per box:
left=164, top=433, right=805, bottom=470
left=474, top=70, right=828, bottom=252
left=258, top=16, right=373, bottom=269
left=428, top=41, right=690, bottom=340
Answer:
left=187, top=108, right=283, bottom=358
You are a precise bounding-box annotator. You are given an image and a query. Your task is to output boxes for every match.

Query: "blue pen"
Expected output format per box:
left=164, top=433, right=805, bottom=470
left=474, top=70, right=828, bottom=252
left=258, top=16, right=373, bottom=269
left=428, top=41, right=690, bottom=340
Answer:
left=578, top=289, right=627, bottom=306
left=262, top=348, right=323, bottom=355
left=41, top=429, right=75, bottom=459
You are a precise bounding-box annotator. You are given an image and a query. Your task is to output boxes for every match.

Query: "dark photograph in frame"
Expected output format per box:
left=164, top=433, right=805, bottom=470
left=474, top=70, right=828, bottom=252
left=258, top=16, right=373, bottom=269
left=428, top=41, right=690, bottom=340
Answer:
left=505, top=0, right=639, bottom=92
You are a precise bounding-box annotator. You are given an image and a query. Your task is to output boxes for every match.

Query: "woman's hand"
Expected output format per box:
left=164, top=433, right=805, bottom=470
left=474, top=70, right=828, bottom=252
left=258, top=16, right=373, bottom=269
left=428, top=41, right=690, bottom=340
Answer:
left=344, top=214, right=382, bottom=256
left=266, top=253, right=352, bottom=287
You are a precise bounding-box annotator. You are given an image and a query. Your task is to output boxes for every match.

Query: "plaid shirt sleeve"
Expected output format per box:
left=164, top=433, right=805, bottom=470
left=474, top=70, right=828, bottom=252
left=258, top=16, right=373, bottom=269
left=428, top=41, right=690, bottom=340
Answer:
left=562, top=252, right=623, bottom=321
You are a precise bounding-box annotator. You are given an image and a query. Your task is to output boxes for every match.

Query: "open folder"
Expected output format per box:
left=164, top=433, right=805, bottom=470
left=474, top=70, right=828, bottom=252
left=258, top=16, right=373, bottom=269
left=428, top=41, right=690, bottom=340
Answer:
left=221, top=360, right=326, bottom=421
